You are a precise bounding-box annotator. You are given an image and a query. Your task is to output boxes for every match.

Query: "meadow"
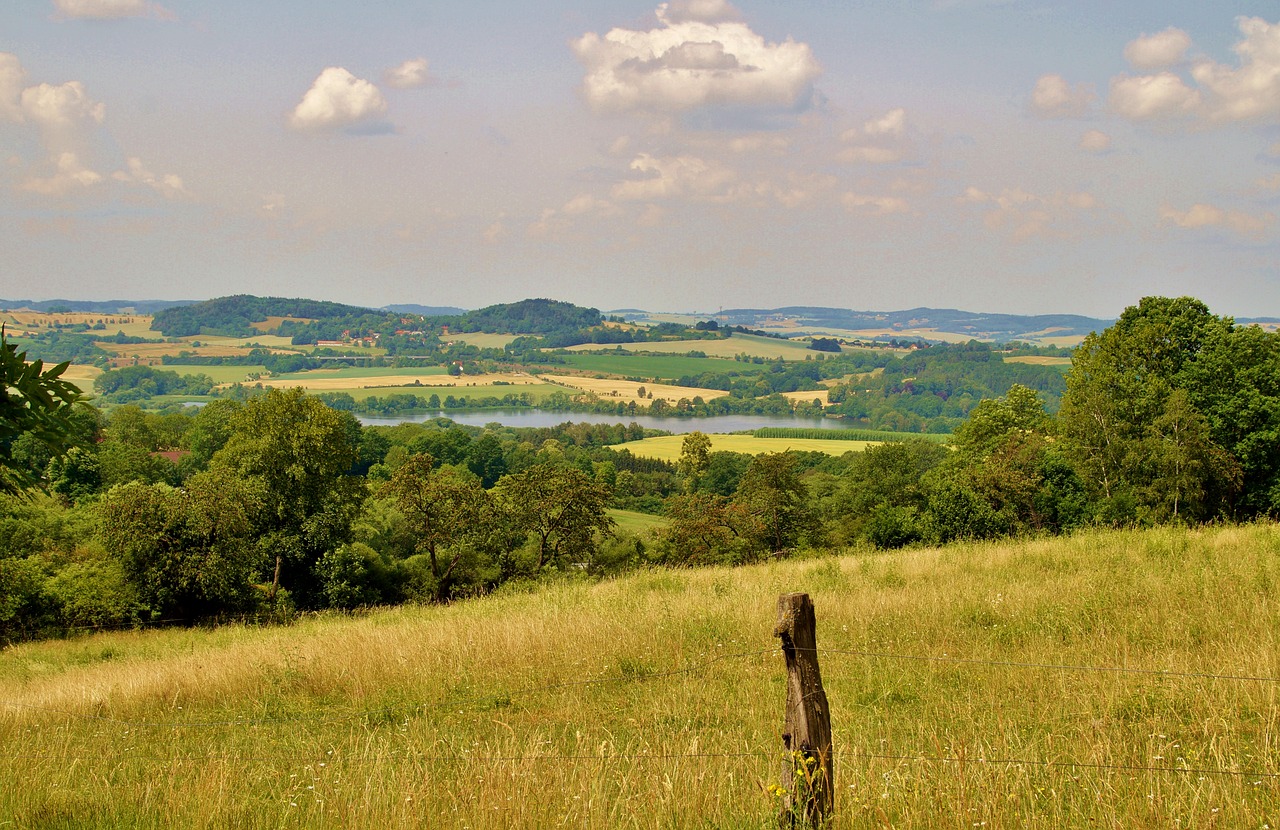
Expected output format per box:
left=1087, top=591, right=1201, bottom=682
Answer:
left=563, top=333, right=817, bottom=361
left=622, top=433, right=877, bottom=460
left=2, top=524, right=1277, bottom=828
left=538, top=374, right=729, bottom=406
left=544, top=351, right=748, bottom=380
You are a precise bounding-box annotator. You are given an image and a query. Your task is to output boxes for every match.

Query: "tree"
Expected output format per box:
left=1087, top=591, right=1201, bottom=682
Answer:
left=494, top=463, right=615, bottom=569
left=209, top=388, right=366, bottom=608
left=677, top=430, right=712, bottom=493
left=733, top=452, right=814, bottom=553
left=655, top=492, right=752, bottom=565
left=0, top=328, right=85, bottom=495
left=381, top=453, right=503, bottom=601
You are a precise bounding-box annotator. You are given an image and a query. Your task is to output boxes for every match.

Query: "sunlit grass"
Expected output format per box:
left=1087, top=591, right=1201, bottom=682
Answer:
left=625, top=433, right=877, bottom=460
left=2, top=524, right=1278, bottom=828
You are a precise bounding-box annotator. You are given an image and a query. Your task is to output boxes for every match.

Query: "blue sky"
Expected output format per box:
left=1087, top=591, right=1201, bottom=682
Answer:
left=2, top=0, right=1278, bottom=317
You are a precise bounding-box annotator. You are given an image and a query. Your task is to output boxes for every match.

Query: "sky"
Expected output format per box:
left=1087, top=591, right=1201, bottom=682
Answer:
left=1, top=0, right=1279, bottom=318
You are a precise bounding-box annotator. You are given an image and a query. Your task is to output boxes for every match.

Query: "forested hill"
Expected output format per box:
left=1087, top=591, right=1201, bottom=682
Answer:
left=150, top=295, right=376, bottom=337
left=716, top=306, right=1111, bottom=340
left=450, top=298, right=602, bottom=334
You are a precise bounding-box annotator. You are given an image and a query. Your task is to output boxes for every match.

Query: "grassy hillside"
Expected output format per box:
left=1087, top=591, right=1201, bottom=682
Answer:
left=2, top=524, right=1279, bottom=828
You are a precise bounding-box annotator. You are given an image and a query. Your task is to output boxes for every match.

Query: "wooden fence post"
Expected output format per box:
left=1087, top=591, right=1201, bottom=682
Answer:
left=774, top=592, right=833, bottom=828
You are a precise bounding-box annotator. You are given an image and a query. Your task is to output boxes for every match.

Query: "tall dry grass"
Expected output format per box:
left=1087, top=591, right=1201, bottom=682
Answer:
left=2, top=523, right=1279, bottom=828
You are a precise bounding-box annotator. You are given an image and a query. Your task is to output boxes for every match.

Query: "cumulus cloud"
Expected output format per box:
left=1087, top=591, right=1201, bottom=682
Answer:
left=572, top=1, right=820, bottom=117
left=0, top=53, right=27, bottom=122
left=1029, top=73, right=1094, bottom=118
left=1103, top=17, right=1280, bottom=124
left=52, top=0, right=173, bottom=20
left=960, top=186, right=1099, bottom=241
left=838, top=108, right=911, bottom=164
left=1108, top=71, right=1201, bottom=119
left=111, top=156, right=186, bottom=197
left=1124, top=27, right=1192, bottom=70
left=20, top=81, right=105, bottom=131
left=841, top=191, right=910, bottom=216
left=289, top=67, right=389, bottom=133
left=1160, top=202, right=1273, bottom=236
left=384, top=58, right=430, bottom=90
left=21, top=152, right=102, bottom=195
left=611, top=153, right=740, bottom=202
left=1079, top=129, right=1112, bottom=153
left=1191, top=17, right=1280, bottom=122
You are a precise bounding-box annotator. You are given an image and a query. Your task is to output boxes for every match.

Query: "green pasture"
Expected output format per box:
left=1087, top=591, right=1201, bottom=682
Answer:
left=446, top=332, right=519, bottom=348
left=624, top=433, right=876, bottom=461
left=606, top=508, right=668, bottom=535
left=164, top=365, right=269, bottom=383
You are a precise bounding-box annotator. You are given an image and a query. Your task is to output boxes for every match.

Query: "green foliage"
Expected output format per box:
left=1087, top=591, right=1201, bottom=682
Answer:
left=753, top=427, right=951, bottom=443
left=733, top=452, right=815, bottom=553
left=150, top=294, right=376, bottom=337
left=1, top=329, right=86, bottom=495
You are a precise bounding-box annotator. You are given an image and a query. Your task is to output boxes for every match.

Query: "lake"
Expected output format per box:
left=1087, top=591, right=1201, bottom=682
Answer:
left=356, top=408, right=865, bottom=434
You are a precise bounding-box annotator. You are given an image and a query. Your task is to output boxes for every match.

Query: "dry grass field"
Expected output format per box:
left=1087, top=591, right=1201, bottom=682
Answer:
left=562, top=333, right=816, bottom=361
left=779, top=389, right=830, bottom=405
left=1004, top=355, right=1074, bottom=366
left=235, top=371, right=544, bottom=393
left=538, top=374, right=729, bottom=405
left=0, top=310, right=155, bottom=339
left=2, top=524, right=1277, bottom=828
left=624, top=433, right=874, bottom=460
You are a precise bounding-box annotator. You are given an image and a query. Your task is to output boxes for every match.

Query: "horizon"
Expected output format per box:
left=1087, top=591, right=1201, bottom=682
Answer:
left=2, top=1, right=1278, bottom=318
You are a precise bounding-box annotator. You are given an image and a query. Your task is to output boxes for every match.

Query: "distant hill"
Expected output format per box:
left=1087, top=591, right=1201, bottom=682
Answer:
left=455, top=298, right=602, bottom=335
left=714, top=306, right=1112, bottom=342
left=382, top=304, right=467, bottom=316
left=150, top=295, right=377, bottom=337
left=0, top=299, right=189, bottom=314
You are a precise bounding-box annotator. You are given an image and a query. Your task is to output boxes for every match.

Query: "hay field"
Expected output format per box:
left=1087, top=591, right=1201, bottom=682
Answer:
left=624, top=433, right=874, bottom=460
left=0, top=310, right=155, bottom=338
left=779, top=389, right=830, bottom=405
left=563, top=333, right=815, bottom=361
left=4, top=525, right=1277, bottom=828
left=446, top=333, right=518, bottom=349
left=57, top=364, right=103, bottom=386
left=236, top=371, right=543, bottom=393
left=1004, top=355, right=1073, bottom=366
left=538, top=374, right=729, bottom=405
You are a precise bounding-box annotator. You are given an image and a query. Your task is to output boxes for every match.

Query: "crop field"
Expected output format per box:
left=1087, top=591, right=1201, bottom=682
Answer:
left=341, top=383, right=568, bottom=404
left=0, top=310, right=156, bottom=339
left=237, top=371, right=545, bottom=393
left=3, top=524, right=1276, bottom=828
left=779, top=389, right=830, bottom=405
left=1004, top=355, right=1073, bottom=366
left=623, top=433, right=875, bottom=460
left=542, top=352, right=747, bottom=380
left=537, top=374, right=729, bottom=405
left=274, top=366, right=450, bottom=380
left=248, top=316, right=314, bottom=332
left=564, top=332, right=816, bottom=361
left=57, top=363, right=103, bottom=386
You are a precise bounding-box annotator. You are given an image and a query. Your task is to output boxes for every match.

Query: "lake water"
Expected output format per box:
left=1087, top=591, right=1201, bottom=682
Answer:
left=356, top=408, right=861, bottom=434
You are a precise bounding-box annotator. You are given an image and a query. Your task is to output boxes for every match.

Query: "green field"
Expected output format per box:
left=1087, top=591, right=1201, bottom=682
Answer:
left=2, top=524, right=1277, bottom=828
left=273, top=366, right=450, bottom=380
left=447, top=332, right=519, bottom=349
left=164, top=364, right=269, bottom=383
left=606, top=508, right=668, bottom=535
left=625, top=433, right=876, bottom=460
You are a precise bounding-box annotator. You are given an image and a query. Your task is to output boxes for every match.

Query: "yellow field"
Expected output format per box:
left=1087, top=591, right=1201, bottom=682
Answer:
left=232, top=371, right=543, bottom=393
left=539, top=374, right=728, bottom=405
left=1003, top=355, right=1073, bottom=366
left=0, top=310, right=155, bottom=338
left=779, top=389, right=830, bottom=405
left=248, top=316, right=314, bottom=333
left=624, top=433, right=874, bottom=460
left=58, top=364, right=103, bottom=386
left=562, top=334, right=814, bottom=361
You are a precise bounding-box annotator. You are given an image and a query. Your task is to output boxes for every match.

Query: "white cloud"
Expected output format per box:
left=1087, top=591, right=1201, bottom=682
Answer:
left=611, top=153, right=739, bottom=202
left=1079, top=129, right=1112, bottom=153
left=1191, top=17, right=1280, bottom=122
left=289, top=67, right=389, bottom=133
left=572, top=2, right=820, bottom=116
left=1029, top=73, right=1094, bottom=118
left=959, top=186, right=1099, bottom=241
left=111, top=156, right=186, bottom=197
left=384, top=58, right=430, bottom=90
left=1160, top=202, right=1273, bottom=236
left=1124, top=27, right=1192, bottom=70
left=21, top=152, right=101, bottom=195
left=838, top=108, right=911, bottom=164
left=841, top=192, right=910, bottom=216
left=52, top=0, right=173, bottom=20
left=863, top=107, right=906, bottom=136
left=1108, top=71, right=1200, bottom=119
left=0, top=53, right=27, bottom=122
left=20, top=81, right=105, bottom=130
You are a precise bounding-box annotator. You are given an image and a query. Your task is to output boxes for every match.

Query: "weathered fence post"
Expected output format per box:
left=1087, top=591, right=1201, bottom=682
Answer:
left=774, top=592, right=833, bottom=828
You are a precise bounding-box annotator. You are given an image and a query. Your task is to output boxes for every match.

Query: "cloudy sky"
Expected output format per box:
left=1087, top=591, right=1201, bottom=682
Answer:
left=2, top=0, right=1279, bottom=317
